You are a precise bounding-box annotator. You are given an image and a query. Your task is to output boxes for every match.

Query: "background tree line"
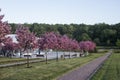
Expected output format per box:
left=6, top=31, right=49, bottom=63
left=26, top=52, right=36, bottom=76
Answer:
left=10, top=23, right=120, bottom=46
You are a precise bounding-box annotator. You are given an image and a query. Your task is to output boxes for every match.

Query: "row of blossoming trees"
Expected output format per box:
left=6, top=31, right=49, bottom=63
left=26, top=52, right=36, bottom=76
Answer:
left=0, top=9, right=96, bottom=67
left=0, top=9, right=96, bottom=57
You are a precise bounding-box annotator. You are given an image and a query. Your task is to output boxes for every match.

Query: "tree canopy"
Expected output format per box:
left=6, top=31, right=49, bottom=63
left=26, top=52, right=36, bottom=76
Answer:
left=10, top=23, right=120, bottom=46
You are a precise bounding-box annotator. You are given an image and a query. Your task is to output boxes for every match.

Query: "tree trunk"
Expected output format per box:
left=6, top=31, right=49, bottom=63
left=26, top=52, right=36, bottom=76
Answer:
left=38, top=48, right=41, bottom=54
left=69, top=51, right=70, bottom=59
left=56, top=51, right=59, bottom=62
left=45, top=51, right=47, bottom=64
left=63, top=51, right=65, bottom=60
left=27, top=50, right=30, bottom=68
left=20, top=49, right=22, bottom=58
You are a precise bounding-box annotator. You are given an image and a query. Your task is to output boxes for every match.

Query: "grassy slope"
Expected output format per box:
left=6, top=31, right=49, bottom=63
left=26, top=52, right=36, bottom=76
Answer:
left=91, top=53, right=120, bottom=80
left=0, top=57, right=43, bottom=64
left=0, top=53, right=104, bottom=80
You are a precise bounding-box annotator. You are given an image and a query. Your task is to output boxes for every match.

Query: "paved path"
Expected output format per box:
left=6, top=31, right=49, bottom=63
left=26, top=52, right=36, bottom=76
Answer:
left=57, top=52, right=112, bottom=80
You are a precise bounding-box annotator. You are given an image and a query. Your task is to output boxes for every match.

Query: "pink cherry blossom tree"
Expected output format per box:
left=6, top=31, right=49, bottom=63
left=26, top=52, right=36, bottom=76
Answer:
left=3, top=37, right=18, bottom=58
left=54, top=33, right=63, bottom=61
left=38, top=32, right=58, bottom=50
left=71, top=40, right=79, bottom=52
left=79, top=41, right=96, bottom=56
left=58, top=35, right=69, bottom=59
left=38, top=32, right=72, bottom=62
left=0, top=9, right=11, bottom=50
left=67, top=39, right=73, bottom=58
left=60, top=35, right=70, bottom=51
left=16, top=25, right=36, bottom=67
left=38, top=32, right=58, bottom=63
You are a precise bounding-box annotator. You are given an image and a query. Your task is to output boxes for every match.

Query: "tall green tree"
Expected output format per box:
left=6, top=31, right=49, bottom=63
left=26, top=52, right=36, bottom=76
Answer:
left=80, top=33, right=91, bottom=41
left=94, top=38, right=100, bottom=45
left=9, top=22, right=120, bottom=46
left=100, top=29, right=116, bottom=45
left=116, top=39, right=120, bottom=48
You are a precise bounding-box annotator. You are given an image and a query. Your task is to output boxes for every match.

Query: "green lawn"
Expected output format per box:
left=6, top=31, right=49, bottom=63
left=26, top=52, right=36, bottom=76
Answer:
left=0, top=57, right=43, bottom=64
left=0, top=53, right=104, bottom=80
left=91, top=53, right=120, bottom=80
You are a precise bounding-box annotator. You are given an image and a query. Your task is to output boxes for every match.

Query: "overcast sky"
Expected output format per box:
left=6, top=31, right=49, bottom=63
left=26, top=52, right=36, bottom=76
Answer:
left=0, top=0, right=120, bottom=24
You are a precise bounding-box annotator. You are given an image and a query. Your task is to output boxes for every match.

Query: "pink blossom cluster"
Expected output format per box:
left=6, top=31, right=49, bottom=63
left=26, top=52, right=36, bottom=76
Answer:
left=0, top=10, right=11, bottom=48
left=79, top=41, right=96, bottom=52
left=38, top=32, right=80, bottom=51
left=3, top=37, right=18, bottom=51
left=15, top=25, right=36, bottom=51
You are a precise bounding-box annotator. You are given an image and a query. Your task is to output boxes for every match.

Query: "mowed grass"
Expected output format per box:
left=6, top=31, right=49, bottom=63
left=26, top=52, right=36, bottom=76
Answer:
left=0, top=53, right=104, bottom=80
left=91, top=53, right=120, bottom=80
left=0, top=57, right=25, bottom=61
left=0, top=57, right=43, bottom=64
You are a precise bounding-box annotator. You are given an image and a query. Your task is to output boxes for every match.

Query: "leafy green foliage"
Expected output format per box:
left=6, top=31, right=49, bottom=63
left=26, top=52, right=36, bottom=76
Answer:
left=10, top=23, right=120, bottom=46
left=116, top=39, right=120, bottom=48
